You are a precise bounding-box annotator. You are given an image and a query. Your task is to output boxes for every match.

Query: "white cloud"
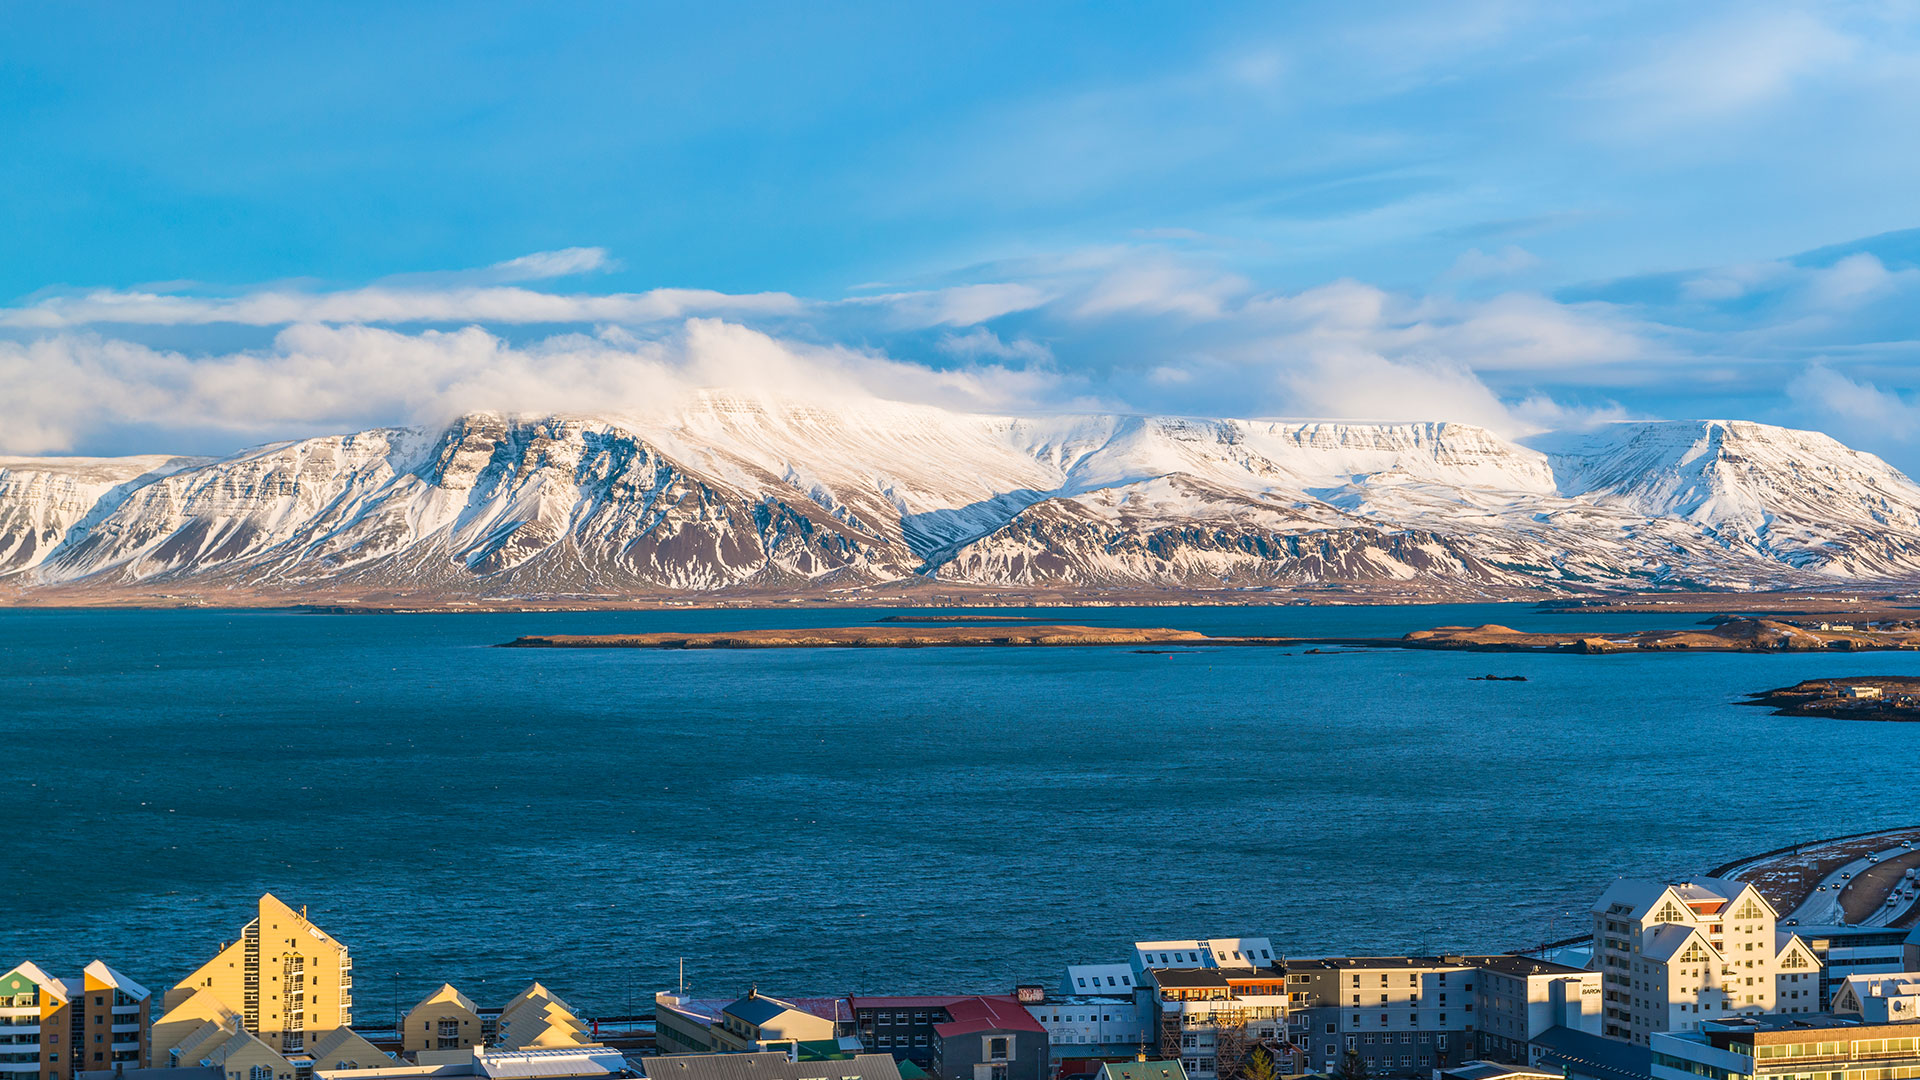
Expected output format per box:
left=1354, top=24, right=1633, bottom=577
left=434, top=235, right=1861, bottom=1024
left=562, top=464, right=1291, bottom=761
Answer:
left=840, top=283, right=1052, bottom=328
left=0, top=320, right=1067, bottom=454
left=1789, top=364, right=1920, bottom=442
left=1442, top=245, right=1542, bottom=282
left=0, top=284, right=803, bottom=329
left=1602, top=10, right=1859, bottom=127
left=936, top=327, right=1053, bottom=363
left=483, top=246, right=617, bottom=282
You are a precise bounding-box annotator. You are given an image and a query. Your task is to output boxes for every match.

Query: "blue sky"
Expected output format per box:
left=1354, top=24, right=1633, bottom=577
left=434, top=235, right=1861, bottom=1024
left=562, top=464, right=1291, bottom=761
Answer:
left=5, top=2, right=1920, bottom=466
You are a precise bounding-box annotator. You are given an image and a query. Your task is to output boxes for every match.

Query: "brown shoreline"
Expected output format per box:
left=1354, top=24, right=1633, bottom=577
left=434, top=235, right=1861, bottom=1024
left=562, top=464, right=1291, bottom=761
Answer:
left=498, top=615, right=1920, bottom=652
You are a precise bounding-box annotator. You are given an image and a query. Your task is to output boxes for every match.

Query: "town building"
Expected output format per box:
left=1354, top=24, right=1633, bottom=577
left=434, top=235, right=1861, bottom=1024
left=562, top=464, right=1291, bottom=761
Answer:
left=1650, top=1014, right=1920, bottom=1080
left=641, top=1051, right=901, bottom=1080
left=656, top=994, right=847, bottom=1058
left=928, top=998, right=1047, bottom=1080
left=1467, top=956, right=1602, bottom=1063
left=162, top=895, right=353, bottom=1055
left=1022, top=995, right=1150, bottom=1061
left=494, top=984, right=595, bottom=1051
left=709, top=992, right=838, bottom=1056
left=1796, top=925, right=1915, bottom=1009
left=1590, top=878, right=1821, bottom=1045
left=850, top=998, right=960, bottom=1070
left=1830, top=973, right=1920, bottom=1022
left=1131, top=941, right=1288, bottom=1080
left=1281, top=957, right=1477, bottom=1077
left=400, top=986, right=482, bottom=1056
left=0, top=961, right=153, bottom=1080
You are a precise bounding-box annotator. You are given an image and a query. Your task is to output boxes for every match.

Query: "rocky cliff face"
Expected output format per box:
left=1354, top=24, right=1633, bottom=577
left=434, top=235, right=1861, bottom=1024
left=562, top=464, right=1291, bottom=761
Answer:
left=6, top=397, right=1920, bottom=599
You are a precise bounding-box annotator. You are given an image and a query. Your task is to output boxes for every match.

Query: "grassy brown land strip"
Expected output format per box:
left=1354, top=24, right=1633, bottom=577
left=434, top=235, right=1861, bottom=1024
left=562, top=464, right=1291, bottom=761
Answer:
left=501, top=625, right=1228, bottom=649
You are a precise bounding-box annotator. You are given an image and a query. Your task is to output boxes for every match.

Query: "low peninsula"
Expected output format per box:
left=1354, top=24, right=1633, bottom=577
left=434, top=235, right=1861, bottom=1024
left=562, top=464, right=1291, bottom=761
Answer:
left=1745, top=677, right=1920, bottom=722
left=499, top=615, right=1920, bottom=652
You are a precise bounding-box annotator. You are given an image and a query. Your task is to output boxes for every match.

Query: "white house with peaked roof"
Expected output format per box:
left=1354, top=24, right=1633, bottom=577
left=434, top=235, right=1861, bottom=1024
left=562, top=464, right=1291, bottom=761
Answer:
left=1830, top=973, right=1920, bottom=1023
left=1590, top=878, right=1819, bottom=1047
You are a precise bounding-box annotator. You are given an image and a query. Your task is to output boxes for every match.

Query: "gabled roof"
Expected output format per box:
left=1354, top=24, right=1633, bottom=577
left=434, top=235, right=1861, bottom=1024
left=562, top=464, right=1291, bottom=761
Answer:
left=933, top=996, right=1047, bottom=1037
left=84, top=961, right=151, bottom=999
left=0, top=962, right=68, bottom=1004
left=412, top=983, right=479, bottom=1016
left=1640, top=924, right=1712, bottom=964
left=308, top=1027, right=393, bottom=1065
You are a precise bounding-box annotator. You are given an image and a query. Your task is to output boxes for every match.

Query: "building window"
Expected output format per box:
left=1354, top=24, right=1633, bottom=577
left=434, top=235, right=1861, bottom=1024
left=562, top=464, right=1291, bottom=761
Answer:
left=988, top=1038, right=1008, bottom=1061
left=251, top=1068, right=272, bottom=1080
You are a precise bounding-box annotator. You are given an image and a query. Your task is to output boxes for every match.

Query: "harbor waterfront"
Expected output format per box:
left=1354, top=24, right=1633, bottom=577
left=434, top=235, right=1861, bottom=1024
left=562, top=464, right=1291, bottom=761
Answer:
left=5, top=604, right=1920, bottom=1016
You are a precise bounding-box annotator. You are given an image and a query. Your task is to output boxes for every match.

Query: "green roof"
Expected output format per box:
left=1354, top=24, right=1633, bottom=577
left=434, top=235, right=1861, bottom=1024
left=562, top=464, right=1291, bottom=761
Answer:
left=1103, top=1063, right=1189, bottom=1080
left=898, top=1061, right=931, bottom=1080
left=796, top=1040, right=853, bottom=1061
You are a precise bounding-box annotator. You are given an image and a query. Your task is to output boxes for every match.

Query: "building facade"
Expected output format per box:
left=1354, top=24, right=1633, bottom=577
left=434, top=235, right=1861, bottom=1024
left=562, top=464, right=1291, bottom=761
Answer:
left=1282, top=958, right=1476, bottom=1077
left=0, top=962, right=152, bottom=1080
left=400, top=986, right=481, bottom=1056
left=1128, top=938, right=1287, bottom=1080
left=928, top=998, right=1047, bottom=1080
left=1468, top=956, right=1602, bottom=1063
left=1651, top=1014, right=1920, bottom=1080
left=163, top=895, right=352, bottom=1055
left=1591, top=878, right=1820, bottom=1046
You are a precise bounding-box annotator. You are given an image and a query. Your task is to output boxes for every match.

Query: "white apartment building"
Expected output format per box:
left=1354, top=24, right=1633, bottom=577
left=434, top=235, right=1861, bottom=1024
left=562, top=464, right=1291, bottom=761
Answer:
left=1025, top=996, right=1151, bottom=1058
left=1130, top=941, right=1277, bottom=975
left=1132, top=941, right=1286, bottom=1080
left=1590, top=878, right=1820, bottom=1046
left=1065, top=966, right=1141, bottom=998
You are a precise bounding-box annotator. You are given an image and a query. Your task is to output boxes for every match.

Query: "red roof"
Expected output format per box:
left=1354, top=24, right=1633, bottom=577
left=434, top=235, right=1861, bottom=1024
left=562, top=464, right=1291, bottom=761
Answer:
left=932, top=995, right=1048, bottom=1037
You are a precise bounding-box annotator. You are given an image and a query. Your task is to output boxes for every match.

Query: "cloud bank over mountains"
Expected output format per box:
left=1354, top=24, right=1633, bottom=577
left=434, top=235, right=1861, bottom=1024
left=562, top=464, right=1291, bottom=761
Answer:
left=5, top=227, right=1920, bottom=465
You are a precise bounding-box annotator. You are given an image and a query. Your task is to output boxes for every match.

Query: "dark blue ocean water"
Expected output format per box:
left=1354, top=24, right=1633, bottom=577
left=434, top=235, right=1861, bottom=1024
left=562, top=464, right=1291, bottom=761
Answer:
left=3, top=604, right=1917, bottom=1023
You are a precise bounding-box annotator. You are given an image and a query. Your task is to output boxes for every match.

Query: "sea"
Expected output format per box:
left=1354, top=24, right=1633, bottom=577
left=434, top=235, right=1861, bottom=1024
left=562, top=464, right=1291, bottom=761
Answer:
left=3, top=603, right=1917, bottom=1023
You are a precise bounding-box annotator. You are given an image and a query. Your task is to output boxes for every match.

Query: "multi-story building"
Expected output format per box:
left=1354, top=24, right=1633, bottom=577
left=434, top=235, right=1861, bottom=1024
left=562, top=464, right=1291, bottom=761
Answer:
left=1023, top=994, right=1151, bottom=1061
left=850, top=997, right=950, bottom=1069
left=1651, top=1014, right=1920, bottom=1080
left=1591, top=878, right=1821, bottom=1046
left=928, top=997, right=1048, bottom=1080
left=400, top=986, right=482, bottom=1056
left=1467, top=956, right=1602, bottom=1063
left=1130, top=940, right=1287, bottom=1080
left=1283, top=957, right=1476, bottom=1077
left=162, top=895, right=353, bottom=1055
left=0, top=961, right=152, bottom=1080
left=1795, top=926, right=1914, bottom=1009
left=494, top=984, right=596, bottom=1051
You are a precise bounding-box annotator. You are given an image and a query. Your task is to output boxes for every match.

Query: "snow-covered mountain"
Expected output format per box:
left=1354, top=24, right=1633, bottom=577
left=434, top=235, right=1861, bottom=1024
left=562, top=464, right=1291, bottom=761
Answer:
left=5, top=395, right=1920, bottom=600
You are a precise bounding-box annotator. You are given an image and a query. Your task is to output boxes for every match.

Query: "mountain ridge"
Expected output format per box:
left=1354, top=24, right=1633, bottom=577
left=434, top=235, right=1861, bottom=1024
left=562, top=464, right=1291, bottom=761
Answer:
left=5, top=398, right=1920, bottom=603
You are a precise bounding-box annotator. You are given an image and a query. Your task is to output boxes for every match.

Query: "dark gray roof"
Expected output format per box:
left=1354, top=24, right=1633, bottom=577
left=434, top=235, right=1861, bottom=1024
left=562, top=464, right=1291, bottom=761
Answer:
left=1464, top=955, right=1589, bottom=978
left=1146, top=969, right=1231, bottom=988
left=644, top=1053, right=902, bottom=1080
left=1287, top=957, right=1473, bottom=971
left=1528, top=1027, right=1653, bottom=1080
left=726, top=994, right=795, bottom=1027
